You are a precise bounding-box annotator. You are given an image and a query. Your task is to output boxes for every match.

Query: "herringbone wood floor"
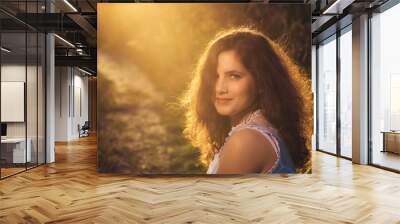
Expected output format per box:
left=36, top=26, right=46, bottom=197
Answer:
left=1, top=135, right=400, bottom=224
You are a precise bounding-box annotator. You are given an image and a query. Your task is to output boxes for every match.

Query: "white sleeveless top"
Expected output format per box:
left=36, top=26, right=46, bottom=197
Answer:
left=206, top=110, right=281, bottom=174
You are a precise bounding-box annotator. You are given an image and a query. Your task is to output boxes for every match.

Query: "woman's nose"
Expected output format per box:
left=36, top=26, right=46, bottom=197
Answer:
left=215, top=76, right=228, bottom=95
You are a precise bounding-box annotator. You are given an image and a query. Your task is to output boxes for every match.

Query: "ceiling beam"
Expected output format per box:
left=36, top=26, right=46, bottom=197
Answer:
left=67, top=13, right=97, bottom=40
left=55, top=55, right=96, bottom=69
left=323, top=0, right=356, bottom=14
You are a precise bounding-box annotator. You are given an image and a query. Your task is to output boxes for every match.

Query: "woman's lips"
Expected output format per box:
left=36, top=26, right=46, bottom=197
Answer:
left=215, top=98, right=233, bottom=104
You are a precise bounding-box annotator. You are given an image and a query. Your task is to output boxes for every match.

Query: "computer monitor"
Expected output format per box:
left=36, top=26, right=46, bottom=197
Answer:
left=1, top=123, right=7, bottom=137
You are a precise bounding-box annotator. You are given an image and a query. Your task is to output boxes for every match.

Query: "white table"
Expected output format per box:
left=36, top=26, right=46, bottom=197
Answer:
left=1, top=138, right=31, bottom=163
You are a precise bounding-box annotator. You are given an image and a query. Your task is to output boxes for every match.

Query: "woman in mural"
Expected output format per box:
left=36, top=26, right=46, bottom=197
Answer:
left=183, top=27, right=312, bottom=174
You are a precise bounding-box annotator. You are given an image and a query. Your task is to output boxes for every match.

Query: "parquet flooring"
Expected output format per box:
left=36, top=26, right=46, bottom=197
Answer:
left=1, top=135, right=400, bottom=223
left=372, top=151, right=400, bottom=171
left=1, top=167, right=26, bottom=178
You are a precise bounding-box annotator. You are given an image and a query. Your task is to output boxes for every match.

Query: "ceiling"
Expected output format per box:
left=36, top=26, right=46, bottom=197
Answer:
left=0, top=0, right=393, bottom=74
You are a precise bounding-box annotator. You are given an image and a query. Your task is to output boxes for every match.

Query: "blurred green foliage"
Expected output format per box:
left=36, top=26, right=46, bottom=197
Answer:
left=98, top=75, right=206, bottom=173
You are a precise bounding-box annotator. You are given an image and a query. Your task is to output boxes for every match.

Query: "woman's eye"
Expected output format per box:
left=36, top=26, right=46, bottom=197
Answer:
left=229, top=74, right=241, bottom=79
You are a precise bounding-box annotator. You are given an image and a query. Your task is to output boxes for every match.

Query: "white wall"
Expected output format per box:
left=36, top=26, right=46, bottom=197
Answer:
left=1, top=65, right=26, bottom=141
left=55, top=67, right=70, bottom=141
left=1, top=63, right=46, bottom=164
left=73, top=72, right=89, bottom=138
left=1, top=65, right=36, bottom=138
left=55, top=67, right=89, bottom=141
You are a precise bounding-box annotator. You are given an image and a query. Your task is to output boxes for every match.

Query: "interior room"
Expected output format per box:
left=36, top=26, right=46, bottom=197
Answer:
left=0, top=0, right=399, bottom=223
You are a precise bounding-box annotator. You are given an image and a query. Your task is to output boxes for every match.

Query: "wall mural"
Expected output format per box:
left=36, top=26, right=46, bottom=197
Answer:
left=97, top=3, right=312, bottom=174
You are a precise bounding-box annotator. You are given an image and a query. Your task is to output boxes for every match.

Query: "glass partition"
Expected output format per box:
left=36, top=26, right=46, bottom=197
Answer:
left=370, top=3, right=400, bottom=171
left=317, top=35, right=337, bottom=154
left=1, top=31, right=28, bottom=178
left=0, top=1, right=46, bottom=179
left=339, top=27, right=352, bottom=158
left=27, top=30, right=38, bottom=169
left=38, top=32, right=45, bottom=165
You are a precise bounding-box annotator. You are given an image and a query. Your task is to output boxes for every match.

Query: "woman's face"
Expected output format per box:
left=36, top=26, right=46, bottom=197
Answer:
left=213, top=50, right=257, bottom=122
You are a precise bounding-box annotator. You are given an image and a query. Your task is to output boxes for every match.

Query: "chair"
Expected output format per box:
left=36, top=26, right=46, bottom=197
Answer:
left=79, top=121, right=90, bottom=138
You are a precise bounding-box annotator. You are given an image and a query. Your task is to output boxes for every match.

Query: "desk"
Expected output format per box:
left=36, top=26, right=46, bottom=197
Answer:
left=381, top=131, right=400, bottom=154
left=1, top=138, right=31, bottom=163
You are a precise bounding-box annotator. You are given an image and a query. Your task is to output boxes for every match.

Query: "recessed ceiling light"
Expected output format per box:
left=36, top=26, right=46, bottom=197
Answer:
left=63, top=0, right=78, bottom=12
left=322, top=0, right=354, bottom=15
left=1, top=47, right=11, bottom=53
left=54, top=34, right=75, bottom=48
left=77, top=67, right=93, bottom=76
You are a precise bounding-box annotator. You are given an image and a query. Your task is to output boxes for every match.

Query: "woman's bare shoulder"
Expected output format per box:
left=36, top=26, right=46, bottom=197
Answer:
left=217, top=128, right=277, bottom=173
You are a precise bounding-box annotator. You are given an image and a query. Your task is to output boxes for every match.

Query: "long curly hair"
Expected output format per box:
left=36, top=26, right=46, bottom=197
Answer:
left=182, top=27, right=312, bottom=172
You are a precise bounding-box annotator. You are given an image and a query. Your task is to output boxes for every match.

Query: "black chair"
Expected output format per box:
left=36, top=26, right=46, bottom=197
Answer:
left=79, top=121, right=90, bottom=138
